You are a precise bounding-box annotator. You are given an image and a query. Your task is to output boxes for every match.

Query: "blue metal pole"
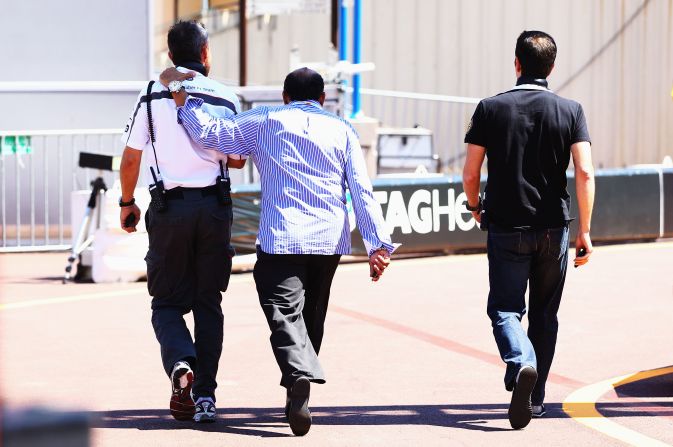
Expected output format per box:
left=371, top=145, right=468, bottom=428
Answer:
left=339, top=1, right=348, bottom=61
left=351, top=0, right=362, bottom=118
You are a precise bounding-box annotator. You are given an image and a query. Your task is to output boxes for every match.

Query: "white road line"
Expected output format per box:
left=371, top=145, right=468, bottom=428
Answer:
left=563, top=366, right=673, bottom=447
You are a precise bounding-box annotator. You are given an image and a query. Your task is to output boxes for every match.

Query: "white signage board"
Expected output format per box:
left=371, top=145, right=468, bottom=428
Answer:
left=249, top=0, right=329, bottom=15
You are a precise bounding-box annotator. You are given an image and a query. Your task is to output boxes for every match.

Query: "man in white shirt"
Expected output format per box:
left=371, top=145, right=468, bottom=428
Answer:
left=118, top=20, right=245, bottom=424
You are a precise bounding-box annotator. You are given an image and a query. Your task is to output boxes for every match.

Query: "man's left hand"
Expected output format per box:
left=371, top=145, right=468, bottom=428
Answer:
left=471, top=210, right=481, bottom=223
left=159, top=67, right=196, bottom=88
left=369, top=249, right=391, bottom=282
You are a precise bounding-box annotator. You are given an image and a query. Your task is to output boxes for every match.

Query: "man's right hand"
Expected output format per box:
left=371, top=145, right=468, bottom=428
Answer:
left=574, top=231, right=593, bottom=268
left=369, top=249, right=391, bottom=282
left=120, top=204, right=141, bottom=233
left=159, top=67, right=196, bottom=88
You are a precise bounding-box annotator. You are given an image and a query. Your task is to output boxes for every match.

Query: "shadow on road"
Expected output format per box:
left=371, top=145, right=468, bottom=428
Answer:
left=91, top=403, right=571, bottom=436
left=615, top=372, right=673, bottom=399
left=594, top=370, right=673, bottom=419
left=90, top=408, right=291, bottom=438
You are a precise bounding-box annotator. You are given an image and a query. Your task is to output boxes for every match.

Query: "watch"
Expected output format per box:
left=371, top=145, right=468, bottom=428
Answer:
left=168, top=80, right=184, bottom=93
left=466, top=196, right=482, bottom=212
left=119, top=197, right=135, bottom=207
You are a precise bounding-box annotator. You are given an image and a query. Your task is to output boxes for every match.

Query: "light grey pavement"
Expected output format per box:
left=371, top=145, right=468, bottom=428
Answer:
left=1, top=241, right=672, bottom=446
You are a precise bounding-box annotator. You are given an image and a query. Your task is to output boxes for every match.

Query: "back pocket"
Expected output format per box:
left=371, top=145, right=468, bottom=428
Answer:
left=488, top=231, right=522, bottom=261
left=547, top=226, right=569, bottom=259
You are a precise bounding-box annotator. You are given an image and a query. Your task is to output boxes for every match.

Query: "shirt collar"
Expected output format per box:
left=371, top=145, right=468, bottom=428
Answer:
left=176, top=65, right=206, bottom=78
left=516, top=76, right=549, bottom=88
left=289, top=100, right=323, bottom=109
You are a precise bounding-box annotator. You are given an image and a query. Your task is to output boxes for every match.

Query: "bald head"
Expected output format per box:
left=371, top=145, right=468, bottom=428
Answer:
left=283, top=67, right=325, bottom=104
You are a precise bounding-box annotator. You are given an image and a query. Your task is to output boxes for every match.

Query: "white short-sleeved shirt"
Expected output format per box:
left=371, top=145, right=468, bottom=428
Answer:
left=121, top=67, right=243, bottom=190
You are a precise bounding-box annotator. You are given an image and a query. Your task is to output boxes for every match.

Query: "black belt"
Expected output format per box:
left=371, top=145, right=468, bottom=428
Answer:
left=164, top=184, right=218, bottom=200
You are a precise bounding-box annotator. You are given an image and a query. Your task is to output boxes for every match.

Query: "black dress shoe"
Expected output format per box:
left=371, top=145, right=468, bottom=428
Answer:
left=288, top=377, right=312, bottom=436
left=284, top=388, right=290, bottom=420
left=508, top=366, right=537, bottom=430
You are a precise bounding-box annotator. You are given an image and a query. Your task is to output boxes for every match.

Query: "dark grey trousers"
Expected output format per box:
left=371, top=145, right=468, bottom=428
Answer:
left=145, top=192, right=233, bottom=401
left=253, top=248, right=341, bottom=389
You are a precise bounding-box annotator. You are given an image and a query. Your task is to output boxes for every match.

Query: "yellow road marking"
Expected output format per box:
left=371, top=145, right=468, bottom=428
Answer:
left=1, top=240, right=669, bottom=311
left=563, top=366, right=673, bottom=446
left=0, top=287, right=146, bottom=311
left=0, top=276, right=254, bottom=311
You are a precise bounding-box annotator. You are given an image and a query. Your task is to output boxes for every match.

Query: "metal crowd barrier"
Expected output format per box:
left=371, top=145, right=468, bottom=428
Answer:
left=0, top=129, right=123, bottom=252
left=0, top=87, right=544, bottom=253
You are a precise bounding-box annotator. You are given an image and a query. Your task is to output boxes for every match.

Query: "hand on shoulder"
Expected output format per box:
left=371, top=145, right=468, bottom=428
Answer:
left=159, top=67, right=197, bottom=88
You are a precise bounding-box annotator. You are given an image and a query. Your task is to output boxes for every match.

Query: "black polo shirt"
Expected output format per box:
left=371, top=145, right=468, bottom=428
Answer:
left=464, top=77, right=591, bottom=229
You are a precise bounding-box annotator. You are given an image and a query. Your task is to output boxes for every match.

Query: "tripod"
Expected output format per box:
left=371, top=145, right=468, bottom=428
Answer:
left=63, top=175, right=108, bottom=283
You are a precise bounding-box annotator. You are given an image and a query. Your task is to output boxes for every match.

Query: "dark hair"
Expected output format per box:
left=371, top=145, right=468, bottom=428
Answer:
left=167, top=20, right=208, bottom=64
left=515, top=30, right=557, bottom=78
left=283, top=67, right=325, bottom=102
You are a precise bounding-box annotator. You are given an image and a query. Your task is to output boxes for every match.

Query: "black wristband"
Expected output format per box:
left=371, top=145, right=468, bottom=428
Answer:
left=119, top=197, right=136, bottom=207
left=466, top=196, right=482, bottom=212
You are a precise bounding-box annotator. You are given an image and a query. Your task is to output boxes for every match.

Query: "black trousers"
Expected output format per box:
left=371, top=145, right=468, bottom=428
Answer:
left=145, top=192, right=233, bottom=401
left=253, top=248, right=341, bottom=389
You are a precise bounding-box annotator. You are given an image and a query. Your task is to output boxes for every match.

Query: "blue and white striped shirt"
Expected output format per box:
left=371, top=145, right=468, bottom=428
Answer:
left=177, top=97, right=395, bottom=256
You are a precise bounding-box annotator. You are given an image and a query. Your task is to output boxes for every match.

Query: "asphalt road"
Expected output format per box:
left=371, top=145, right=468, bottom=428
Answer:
left=1, top=242, right=672, bottom=446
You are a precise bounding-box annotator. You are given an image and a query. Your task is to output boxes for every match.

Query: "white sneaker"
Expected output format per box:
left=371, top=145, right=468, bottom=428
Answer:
left=194, top=397, right=217, bottom=423
left=169, top=361, right=195, bottom=421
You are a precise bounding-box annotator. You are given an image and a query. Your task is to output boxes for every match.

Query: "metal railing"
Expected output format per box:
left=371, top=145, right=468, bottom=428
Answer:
left=346, top=87, right=481, bottom=174
left=0, top=87, right=480, bottom=252
left=0, top=129, right=123, bottom=252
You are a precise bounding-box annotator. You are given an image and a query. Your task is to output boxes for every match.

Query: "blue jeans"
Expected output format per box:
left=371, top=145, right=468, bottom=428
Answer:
left=486, top=224, right=569, bottom=405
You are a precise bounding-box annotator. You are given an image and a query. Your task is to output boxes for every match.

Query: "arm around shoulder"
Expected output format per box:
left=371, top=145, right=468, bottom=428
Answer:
left=227, top=158, right=247, bottom=169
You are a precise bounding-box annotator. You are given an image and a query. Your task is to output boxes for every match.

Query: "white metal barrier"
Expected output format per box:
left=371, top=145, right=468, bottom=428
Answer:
left=0, top=129, right=123, bottom=252
left=0, top=87, right=480, bottom=252
left=345, top=87, right=481, bottom=174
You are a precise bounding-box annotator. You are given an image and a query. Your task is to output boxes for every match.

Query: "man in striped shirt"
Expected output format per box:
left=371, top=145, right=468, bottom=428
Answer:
left=160, top=67, right=395, bottom=436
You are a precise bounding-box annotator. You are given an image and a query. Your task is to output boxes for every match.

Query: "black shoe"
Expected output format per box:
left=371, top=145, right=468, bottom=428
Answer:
left=532, top=404, right=546, bottom=418
left=288, top=377, right=312, bottom=436
left=284, top=388, right=291, bottom=420
left=508, top=365, right=537, bottom=429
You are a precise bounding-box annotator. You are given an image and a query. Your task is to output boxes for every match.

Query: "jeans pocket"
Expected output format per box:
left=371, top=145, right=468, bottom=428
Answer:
left=488, top=231, right=522, bottom=261
left=548, top=226, right=570, bottom=259
left=145, top=251, right=172, bottom=297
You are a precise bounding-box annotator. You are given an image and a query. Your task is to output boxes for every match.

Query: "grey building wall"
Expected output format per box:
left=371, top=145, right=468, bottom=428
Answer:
left=198, top=0, right=673, bottom=169
left=3, top=0, right=671, bottom=161
left=357, top=0, right=673, bottom=168
left=0, top=0, right=152, bottom=131
left=153, top=11, right=332, bottom=87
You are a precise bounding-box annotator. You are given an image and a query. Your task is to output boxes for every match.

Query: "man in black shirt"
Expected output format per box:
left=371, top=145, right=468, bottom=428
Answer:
left=463, top=30, right=595, bottom=429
